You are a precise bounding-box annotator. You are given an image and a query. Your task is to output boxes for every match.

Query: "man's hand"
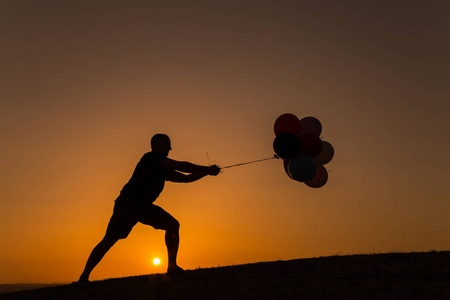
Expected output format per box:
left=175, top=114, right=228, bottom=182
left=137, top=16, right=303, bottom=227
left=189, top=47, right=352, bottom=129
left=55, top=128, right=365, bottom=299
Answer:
left=208, top=165, right=221, bottom=176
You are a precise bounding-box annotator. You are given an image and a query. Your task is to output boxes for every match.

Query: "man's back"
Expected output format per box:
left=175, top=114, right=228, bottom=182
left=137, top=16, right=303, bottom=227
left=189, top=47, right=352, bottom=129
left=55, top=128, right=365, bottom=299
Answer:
left=120, top=152, right=173, bottom=203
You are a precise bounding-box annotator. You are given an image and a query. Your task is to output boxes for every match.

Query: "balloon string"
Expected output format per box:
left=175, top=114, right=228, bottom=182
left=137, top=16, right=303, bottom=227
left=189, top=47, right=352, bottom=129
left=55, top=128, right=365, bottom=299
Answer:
left=222, top=155, right=279, bottom=169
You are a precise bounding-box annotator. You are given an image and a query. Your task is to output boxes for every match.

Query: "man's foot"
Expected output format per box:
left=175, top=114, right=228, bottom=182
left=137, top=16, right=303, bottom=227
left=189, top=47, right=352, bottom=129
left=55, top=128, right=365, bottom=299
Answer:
left=71, top=278, right=90, bottom=285
left=167, top=265, right=184, bottom=275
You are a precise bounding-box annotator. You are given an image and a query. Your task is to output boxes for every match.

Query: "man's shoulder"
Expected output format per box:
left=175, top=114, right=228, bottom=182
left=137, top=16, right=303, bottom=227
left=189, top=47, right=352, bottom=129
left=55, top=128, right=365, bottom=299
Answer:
left=141, top=152, right=167, bottom=163
left=141, top=151, right=153, bottom=158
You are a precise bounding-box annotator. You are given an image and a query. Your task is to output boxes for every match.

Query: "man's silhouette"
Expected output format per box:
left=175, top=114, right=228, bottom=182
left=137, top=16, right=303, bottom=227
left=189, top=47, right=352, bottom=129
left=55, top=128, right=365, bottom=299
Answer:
left=77, top=134, right=220, bottom=282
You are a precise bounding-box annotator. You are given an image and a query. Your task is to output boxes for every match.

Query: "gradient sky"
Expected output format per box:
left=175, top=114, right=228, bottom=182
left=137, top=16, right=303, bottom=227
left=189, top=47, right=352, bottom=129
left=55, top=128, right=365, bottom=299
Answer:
left=1, top=1, right=449, bottom=283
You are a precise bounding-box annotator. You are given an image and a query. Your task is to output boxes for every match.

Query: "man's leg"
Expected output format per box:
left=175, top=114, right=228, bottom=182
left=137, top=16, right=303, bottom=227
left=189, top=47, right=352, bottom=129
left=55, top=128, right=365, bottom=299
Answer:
left=164, top=218, right=182, bottom=272
left=78, top=236, right=118, bottom=282
left=141, top=204, right=184, bottom=274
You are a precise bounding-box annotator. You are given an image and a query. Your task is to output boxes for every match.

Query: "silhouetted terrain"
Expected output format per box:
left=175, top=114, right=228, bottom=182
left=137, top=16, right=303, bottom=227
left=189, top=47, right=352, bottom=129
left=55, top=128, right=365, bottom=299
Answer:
left=2, top=251, right=449, bottom=299
left=0, top=284, right=62, bottom=294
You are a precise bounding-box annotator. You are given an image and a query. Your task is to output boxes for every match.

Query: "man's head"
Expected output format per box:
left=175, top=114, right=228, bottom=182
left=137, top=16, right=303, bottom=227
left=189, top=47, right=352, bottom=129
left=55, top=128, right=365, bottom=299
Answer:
left=151, top=134, right=172, bottom=156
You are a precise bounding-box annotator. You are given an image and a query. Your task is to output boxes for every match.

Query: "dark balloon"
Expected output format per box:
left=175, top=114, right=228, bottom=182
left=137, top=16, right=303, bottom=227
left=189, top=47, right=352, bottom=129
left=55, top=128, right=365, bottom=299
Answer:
left=298, top=133, right=322, bottom=158
left=273, top=132, right=300, bottom=159
left=283, top=158, right=293, bottom=179
left=300, top=116, right=322, bottom=136
left=314, top=141, right=334, bottom=165
left=305, top=164, right=328, bottom=188
left=288, top=154, right=317, bottom=182
left=274, top=113, right=301, bottom=136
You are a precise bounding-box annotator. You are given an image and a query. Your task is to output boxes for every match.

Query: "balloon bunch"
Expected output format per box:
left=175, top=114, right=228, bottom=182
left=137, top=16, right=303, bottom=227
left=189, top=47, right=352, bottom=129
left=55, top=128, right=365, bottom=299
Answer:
left=273, top=113, right=334, bottom=188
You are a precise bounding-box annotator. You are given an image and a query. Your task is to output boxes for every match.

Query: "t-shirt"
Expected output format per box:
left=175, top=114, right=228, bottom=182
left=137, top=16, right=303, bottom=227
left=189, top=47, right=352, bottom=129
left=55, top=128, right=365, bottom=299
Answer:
left=119, top=152, right=173, bottom=204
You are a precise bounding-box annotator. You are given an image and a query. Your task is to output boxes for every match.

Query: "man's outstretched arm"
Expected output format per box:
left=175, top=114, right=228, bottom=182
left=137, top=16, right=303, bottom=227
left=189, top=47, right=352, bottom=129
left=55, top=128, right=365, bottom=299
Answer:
left=160, top=158, right=220, bottom=175
left=166, top=171, right=209, bottom=183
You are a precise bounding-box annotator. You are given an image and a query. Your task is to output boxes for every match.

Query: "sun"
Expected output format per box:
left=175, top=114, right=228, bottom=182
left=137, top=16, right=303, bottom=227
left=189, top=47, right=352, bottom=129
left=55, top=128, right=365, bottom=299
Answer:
left=153, top=258, right=161, bottom=266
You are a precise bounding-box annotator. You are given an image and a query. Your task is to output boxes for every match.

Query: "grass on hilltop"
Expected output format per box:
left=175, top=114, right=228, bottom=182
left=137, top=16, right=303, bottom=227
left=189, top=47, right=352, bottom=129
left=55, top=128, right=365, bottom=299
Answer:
left=1, top=251, right=449, bottom=300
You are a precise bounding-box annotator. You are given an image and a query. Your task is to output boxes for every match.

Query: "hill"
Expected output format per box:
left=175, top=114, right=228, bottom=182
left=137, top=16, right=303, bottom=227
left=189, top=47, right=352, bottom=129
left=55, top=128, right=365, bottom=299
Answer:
left=1, top=251, right=449, bottom=299
left=0, top=284, right=61, bottom=295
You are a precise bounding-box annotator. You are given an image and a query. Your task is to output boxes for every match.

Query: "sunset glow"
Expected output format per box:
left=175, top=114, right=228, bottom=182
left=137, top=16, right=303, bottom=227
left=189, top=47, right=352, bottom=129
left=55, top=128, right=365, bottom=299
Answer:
left=1, top=1, right=449, bottom=284
left=153, top=258, right=161, bottom=266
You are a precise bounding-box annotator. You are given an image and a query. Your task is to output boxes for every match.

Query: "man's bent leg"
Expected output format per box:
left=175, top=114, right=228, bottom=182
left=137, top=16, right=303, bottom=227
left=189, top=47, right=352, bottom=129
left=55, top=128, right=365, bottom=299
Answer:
left=164, top=219, right=183, bottom=273
left=140, top=204, right=184, bottom=274
left=79, top=236, right=118, bottom=281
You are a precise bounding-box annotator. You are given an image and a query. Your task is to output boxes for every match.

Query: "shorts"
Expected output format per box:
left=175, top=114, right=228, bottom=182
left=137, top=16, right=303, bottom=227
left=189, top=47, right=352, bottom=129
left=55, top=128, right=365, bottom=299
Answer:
left=104, top=196, right=177, bottom=240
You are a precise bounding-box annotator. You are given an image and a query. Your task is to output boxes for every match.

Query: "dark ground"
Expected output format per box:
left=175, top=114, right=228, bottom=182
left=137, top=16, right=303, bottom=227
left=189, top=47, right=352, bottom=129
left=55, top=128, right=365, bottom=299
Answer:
left=1, top=251, right=449, bottom=299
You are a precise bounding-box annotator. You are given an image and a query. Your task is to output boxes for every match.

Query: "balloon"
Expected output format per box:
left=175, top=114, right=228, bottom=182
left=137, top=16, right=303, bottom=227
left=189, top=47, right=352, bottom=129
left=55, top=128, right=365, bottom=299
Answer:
left=298, top=133, right=322, bottom=158
left=288, top=154, right=317, bottom=182
left=273, top=132, right=300, bottom=159
left=283, top=159, right=293, bottom=179
left=274, top=113, right=301, bottom=136
left=314, top=141, right=334, bottom=165
left=300, top=116, right=322, bottom=136
left=305, top=164, right=328, bottom=188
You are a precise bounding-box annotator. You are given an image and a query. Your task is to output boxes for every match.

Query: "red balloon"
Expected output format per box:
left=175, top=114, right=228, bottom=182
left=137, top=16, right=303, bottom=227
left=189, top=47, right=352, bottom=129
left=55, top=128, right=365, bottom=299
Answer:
left=305, top=164, right=328, bottom=188
left=274, top=113, right=301, bottom=136
left=298, top=133, right=322, bottom=158
left=300, top=116, right=322, bottom=136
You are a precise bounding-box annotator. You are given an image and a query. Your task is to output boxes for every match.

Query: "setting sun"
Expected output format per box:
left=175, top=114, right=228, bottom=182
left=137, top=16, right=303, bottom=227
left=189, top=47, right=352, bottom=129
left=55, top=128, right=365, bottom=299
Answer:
left=153, top=258, right=161, bottom=266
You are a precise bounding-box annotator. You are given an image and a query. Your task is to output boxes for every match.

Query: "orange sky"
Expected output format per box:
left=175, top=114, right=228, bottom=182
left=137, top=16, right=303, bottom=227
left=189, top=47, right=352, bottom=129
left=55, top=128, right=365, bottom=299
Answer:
left=1, top=1, right=449, bottom=283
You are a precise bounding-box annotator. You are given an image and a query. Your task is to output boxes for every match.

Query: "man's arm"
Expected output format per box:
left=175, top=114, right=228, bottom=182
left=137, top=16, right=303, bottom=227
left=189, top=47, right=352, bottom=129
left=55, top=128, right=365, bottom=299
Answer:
left=166, top=171, right=208, bottom=183
left=160, top=158, right=220, bottom=175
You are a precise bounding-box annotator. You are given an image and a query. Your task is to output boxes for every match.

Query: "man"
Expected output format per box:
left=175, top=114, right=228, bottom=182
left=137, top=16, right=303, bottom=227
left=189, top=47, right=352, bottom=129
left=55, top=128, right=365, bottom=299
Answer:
left=77, top=134, right=220, bottom=282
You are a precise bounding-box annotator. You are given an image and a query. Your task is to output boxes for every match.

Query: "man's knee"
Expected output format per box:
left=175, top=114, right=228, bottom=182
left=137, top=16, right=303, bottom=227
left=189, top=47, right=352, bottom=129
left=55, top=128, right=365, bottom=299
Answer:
left=164, top=218, right=180, bottom=233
